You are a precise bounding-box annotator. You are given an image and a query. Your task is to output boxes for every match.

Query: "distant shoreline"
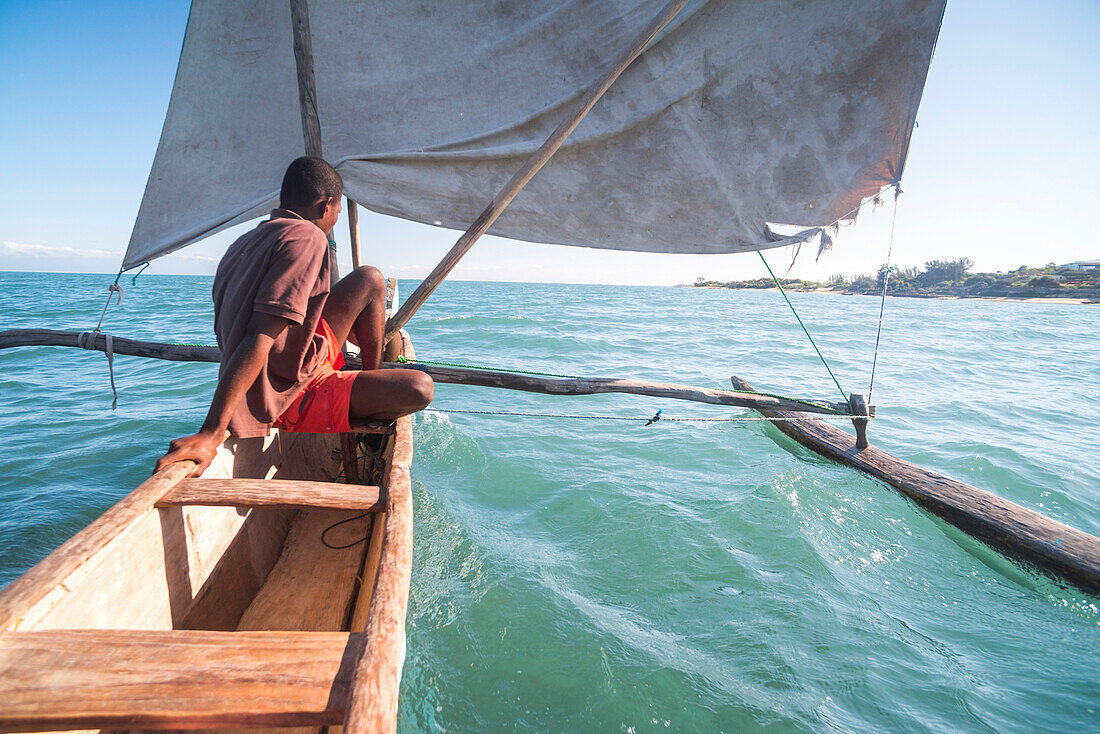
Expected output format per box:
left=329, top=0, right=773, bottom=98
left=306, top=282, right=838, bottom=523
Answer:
left=687, top=259, right=1100, bottom=304
left=687, top=284, right=1098, bottom=305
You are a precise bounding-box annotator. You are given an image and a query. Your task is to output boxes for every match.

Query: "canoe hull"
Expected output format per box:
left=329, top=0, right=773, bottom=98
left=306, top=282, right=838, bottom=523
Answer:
left=0, top=325, right=417, bottom=733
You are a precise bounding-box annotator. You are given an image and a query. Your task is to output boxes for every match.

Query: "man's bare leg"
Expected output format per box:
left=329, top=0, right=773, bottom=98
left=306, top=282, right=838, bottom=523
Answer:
left=323, top=266, right=434, bottom=420
left=323, top=265, right=387, bottom=368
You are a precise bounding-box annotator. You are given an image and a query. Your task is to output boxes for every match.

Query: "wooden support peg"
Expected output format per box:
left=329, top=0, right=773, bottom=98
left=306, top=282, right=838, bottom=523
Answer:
left=848, top=392, right=871, bottom=450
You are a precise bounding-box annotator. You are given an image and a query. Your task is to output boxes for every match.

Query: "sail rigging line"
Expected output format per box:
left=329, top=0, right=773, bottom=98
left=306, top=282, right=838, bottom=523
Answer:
left=756, top=250, right=849, bottom=403
left=867, top=185, right=902, bottom=404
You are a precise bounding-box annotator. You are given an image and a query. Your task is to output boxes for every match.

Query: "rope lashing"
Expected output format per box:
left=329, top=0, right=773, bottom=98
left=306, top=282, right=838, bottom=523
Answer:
left=79, top=270, right=127, bottom=410
left=76, top=331, right=119, bottom=410
left=756, top=250, right=849, bottom=403
left=868, top=184, right=902, bottom=404
left=105, top=334, right=117, bottom=410
left=427, top=407, right=868, bottom=423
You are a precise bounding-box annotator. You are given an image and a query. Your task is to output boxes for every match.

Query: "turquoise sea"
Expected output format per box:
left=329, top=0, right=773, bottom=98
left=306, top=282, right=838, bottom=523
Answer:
left=1, top=271, right=1097, bottom=732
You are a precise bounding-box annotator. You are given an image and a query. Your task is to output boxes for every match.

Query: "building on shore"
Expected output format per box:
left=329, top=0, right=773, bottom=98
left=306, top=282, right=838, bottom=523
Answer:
left=1059, top=260, right=1100, bottom=271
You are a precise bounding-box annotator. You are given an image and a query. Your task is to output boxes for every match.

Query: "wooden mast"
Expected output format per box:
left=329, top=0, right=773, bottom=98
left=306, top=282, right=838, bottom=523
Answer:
left=289, top=0, right=339, bottom=285
left=384, top=0, right=689, bottom=342
left=347, top=197, right=363, bottom=269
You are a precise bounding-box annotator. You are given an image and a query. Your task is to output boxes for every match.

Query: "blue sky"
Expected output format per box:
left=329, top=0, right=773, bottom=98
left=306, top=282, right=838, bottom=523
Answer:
left=1, top=0, right=1097, bottom=284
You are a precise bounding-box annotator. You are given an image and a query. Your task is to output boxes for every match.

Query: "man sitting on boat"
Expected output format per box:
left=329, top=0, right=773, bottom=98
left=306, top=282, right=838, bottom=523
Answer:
left=155, top=156, right=434, bottom=475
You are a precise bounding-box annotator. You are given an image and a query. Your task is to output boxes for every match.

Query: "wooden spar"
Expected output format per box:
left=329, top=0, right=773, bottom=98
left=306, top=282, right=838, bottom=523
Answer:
left=731, top=376, right=1100, bottom=593
left=384, top=0, right=690, bottom=342
left=381, top=361, right=849, bottom=415
left=0, top=328, right=221, bottom=362
left=0, top=328, right=849, bottom=415
left=289, top=0, right=339, bottom=285
left=348, top=197, right=363, bottom=269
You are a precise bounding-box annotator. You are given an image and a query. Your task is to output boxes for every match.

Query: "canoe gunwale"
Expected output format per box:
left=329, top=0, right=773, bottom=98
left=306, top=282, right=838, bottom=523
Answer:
left=341, top=328, right=417, bottom=732
left=0, top=461, right=195, bottom=632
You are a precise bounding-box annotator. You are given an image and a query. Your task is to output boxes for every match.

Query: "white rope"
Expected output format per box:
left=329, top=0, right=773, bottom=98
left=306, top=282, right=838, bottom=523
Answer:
left=78, top=279, right=125, bottom=410
left=105, top=334, right=117, bottom=410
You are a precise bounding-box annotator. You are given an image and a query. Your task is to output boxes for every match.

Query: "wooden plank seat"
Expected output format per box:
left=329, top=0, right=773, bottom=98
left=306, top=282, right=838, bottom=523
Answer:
left=155, top=479, right=383, bottom=512
left=0, top=629, right=364, bottom=732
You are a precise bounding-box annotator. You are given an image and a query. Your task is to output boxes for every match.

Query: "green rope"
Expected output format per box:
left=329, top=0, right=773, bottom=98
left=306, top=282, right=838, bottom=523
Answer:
left=395, top=355, right=585, bottom=380
left=757, top=251, right=849, bottom=403
left=396, top=356, right=848, bottom=415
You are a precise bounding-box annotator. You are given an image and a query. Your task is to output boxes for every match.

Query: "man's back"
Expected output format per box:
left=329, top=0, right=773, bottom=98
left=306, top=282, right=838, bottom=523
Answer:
left=212, top=210, right=330, bottom=437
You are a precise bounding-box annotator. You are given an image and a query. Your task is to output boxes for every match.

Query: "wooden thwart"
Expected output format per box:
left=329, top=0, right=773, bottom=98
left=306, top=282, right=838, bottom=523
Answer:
left=0, top=629, right=364, bottom=732
left=731, top=375, right=1100, bottom=593
left=156, top=478, right=383, bottom=512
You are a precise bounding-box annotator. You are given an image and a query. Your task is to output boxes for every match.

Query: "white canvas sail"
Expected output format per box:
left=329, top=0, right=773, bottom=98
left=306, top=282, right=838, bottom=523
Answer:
left=123, top=0, right=946, bottom=269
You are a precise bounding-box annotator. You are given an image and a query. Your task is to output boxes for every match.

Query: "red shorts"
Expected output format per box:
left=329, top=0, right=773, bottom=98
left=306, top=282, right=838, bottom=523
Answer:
left=273, top=318, right=356, bottom=434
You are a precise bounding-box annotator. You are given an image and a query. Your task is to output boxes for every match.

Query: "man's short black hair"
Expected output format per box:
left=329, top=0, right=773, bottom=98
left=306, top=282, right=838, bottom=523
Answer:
left=280, top=156, right=343, bottom=212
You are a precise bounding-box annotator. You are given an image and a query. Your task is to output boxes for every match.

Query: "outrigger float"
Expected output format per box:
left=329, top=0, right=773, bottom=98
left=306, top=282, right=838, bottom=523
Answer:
left=1, top=1, right=1098, bottom=732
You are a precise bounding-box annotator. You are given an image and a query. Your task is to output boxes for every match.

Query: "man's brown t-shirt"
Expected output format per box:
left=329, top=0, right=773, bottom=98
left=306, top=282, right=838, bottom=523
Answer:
left=212, top=209, right=331, bottom=438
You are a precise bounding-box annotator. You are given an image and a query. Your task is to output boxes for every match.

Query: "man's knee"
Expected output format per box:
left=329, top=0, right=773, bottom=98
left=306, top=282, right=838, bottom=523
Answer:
left=352, top=265, right=385, bottom=295
left=336, top=265, right=385, bottom=303
left=406, top=371, right=434, bottom=410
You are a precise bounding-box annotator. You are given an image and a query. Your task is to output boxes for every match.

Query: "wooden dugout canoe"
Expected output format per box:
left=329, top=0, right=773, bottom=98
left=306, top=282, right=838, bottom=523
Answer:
left=0, top=308, right=416, bottom=734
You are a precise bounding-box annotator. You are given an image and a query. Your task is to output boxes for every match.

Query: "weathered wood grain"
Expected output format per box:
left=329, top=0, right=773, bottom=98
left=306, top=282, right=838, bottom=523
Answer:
left=384, top=361, right=847, bottom=414
left=157, top=478, right=383, bottom=512
left=731, top=376, right=1100, bottom=593
left=0, top=630, right=363, bottom=731
left=383, top=0, right=690, bottom=341
left=0, top=328, right=220, bottom=362
left=290, top=0, right=322, bottom=159
left=235, top=511, right=370, bottom=633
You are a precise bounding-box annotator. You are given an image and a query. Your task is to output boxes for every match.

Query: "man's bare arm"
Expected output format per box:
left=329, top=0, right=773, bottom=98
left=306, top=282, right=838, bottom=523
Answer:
left=154, top=312, right=290, bottom=476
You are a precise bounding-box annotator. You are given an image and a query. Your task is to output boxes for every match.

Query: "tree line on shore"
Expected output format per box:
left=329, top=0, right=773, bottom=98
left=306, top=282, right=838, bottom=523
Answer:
left=693, top=258, right=1100, bottom=298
